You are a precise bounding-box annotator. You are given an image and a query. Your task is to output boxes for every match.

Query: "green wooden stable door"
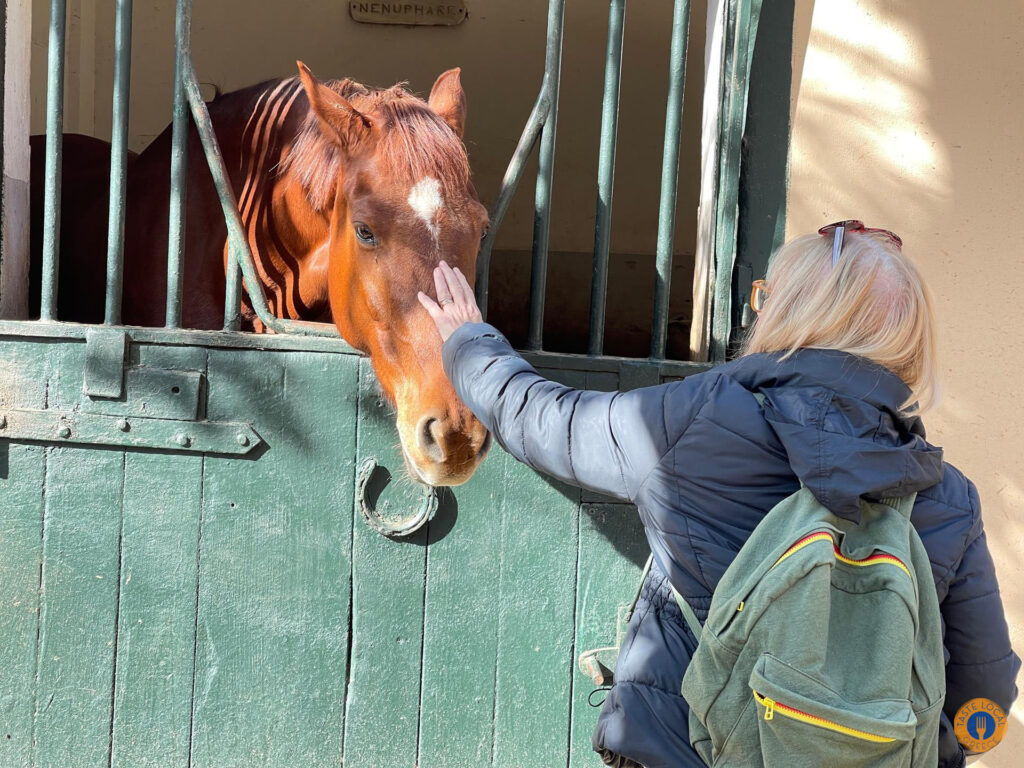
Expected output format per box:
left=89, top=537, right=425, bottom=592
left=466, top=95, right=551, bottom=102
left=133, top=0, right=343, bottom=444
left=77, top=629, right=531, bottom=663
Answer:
left=0, top=331, right=649, bottom=767
left=3, top=0, right=792, bottom=760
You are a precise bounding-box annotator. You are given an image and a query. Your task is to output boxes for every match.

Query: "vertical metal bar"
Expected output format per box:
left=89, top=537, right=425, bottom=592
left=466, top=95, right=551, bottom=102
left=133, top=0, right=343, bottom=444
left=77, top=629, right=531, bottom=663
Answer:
left=40, top=0, right=68, bottom=321
left=587, top=0, right=627, bottom=357
left=165, top=0, right=191, bottom=328
left=223, top=246, right=242, bottom=331
left=104, top=0, right=133, bottom=325
left=526, top=0, right=566, bottom=351
left=475, top=85, right=551, bottom=318
left=650, top=0, right=692, bottom=359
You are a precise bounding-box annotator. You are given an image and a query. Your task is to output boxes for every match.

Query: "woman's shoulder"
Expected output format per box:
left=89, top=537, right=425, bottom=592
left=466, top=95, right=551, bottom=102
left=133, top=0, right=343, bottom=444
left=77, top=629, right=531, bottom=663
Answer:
left=917, top=460, right=979, bottom=523
left=913, top=460, right=985, bottom=583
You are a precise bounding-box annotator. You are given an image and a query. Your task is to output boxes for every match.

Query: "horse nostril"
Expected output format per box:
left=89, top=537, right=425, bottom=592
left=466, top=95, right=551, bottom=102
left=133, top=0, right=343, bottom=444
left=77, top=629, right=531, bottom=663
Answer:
left=417, top=416, right=446, bottom=463
left=477, top=432, right=492, bottom=461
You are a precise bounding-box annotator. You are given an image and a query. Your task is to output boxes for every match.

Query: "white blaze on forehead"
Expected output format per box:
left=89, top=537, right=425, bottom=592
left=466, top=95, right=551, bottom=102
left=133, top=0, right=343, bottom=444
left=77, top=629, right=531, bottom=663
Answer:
left=407, top=176, right=443, bottom=242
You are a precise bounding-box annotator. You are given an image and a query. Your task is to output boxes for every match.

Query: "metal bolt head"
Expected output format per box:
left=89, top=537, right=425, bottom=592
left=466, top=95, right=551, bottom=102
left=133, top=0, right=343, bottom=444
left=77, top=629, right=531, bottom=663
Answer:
left=57, top=425, right=71, bottom=439
left=236, top=433, right=249, bottom=447
left=116, top=419, right=130, bottom=432
left=173, top=433, right=191, bottom=448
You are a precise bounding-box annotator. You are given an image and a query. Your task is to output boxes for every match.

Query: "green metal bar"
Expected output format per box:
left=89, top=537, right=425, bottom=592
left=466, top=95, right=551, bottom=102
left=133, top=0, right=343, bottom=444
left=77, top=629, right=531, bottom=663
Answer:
left=40, top=0, right=68, bottom=321
left=181, top=60, right=339, bottom=338
left=475, top=84, right=551, bottom=316
left=223, top=244, right=242, bottom=331
left=650, top=0, right=692, bottom=359
left=710, top=0, right=762, bottom=361
left=526, top=0, right=566, bottom=351
left=0, top=407, right=263, bottom=455
left=104, top=0, right=133, bottom=325
left=165, top=0, right=190, bottom=328
left=587, top=0, right=627, bottom=357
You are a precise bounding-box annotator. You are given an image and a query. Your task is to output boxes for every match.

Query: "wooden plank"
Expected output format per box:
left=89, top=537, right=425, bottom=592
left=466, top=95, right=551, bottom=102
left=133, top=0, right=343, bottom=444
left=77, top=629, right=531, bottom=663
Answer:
left=341, top=357, right=429, bottom=767
left=568, top=503, right=649, bottom=768
left=691, top=0, right=729, bottom=360
left=191, top=349, right=358, bottom=767
left=585, top=370, right=619, bottom=392
left=709, top=0, right=763, bottom=361
left=0, top=321, right=359, bottom=355
left=30, top=339, right=125, bottom=768
left=110, top=450, right=203, bottom=768
left=0, top=341, right=51, bottom=765
left=491, top=457, right=580, bottom=766
left=109, top=345, right=207, bottom=768
left=416, top=447, right=508, bottom=767
left=536, top=367, right=587, bottom=389
left=34, top=445, right=125, bottom=768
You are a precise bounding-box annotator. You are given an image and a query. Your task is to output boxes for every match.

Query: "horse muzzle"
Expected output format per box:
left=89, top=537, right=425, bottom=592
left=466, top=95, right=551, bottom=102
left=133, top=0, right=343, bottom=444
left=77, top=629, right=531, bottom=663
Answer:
left=399, top=413, right=491, bottom=487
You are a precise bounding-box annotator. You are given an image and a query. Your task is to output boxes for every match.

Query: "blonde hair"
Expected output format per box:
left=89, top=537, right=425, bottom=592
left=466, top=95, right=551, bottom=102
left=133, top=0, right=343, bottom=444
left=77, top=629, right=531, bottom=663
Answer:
left=741, top=230, right=938, bottom=412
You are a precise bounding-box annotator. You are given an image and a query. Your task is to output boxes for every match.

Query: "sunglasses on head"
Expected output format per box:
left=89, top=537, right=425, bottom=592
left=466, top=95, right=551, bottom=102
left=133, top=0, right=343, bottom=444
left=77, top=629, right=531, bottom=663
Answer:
left=750, top=220, right=904, bottom=314
left=818, top=220, right=903, bottom=267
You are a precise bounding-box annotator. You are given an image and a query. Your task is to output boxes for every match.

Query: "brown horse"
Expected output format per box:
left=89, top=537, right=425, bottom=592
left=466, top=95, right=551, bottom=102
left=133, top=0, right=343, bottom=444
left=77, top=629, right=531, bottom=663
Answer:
left=30, top=63, right=491, bottom=486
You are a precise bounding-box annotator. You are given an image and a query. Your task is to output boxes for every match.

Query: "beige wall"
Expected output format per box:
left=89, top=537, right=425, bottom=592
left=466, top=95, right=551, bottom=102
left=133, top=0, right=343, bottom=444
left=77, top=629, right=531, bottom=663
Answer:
left=788, top=2, right=1024, bottom=764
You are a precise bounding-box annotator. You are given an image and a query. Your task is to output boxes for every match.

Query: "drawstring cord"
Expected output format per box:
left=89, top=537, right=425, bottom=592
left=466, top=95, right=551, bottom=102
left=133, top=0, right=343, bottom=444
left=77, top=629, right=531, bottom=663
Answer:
left=588, top=685, right=613, bottom=708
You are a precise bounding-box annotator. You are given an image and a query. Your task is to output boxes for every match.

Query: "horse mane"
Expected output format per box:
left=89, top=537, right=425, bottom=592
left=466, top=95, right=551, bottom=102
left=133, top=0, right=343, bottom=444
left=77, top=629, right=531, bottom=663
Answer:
left=283, top=78, right=471, bottom=211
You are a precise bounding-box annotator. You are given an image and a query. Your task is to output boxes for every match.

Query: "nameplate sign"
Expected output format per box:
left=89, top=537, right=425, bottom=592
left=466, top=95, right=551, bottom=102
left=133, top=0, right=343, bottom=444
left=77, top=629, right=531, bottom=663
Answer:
left=349, top=2, right=468, bottom=26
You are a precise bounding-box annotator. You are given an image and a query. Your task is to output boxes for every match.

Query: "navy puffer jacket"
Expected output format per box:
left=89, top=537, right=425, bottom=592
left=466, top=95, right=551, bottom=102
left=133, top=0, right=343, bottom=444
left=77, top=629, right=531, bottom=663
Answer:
left=442, top=322, right=1020, bottom=768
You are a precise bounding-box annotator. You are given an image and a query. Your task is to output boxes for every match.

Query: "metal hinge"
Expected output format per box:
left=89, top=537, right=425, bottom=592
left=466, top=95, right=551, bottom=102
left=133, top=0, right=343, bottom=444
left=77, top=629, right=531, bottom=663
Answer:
left=0, top=408, right=261, bottom=455
left=0, top=328, right=263, bottom=454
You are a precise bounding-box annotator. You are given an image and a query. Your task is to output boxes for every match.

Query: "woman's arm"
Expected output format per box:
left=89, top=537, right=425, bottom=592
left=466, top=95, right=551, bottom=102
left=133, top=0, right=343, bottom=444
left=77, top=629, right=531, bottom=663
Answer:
left=442, top=321, right=688, bottom=502
left=939, top=482, right=1020, bottom=760
left=419, top=262, right=699, bottom=502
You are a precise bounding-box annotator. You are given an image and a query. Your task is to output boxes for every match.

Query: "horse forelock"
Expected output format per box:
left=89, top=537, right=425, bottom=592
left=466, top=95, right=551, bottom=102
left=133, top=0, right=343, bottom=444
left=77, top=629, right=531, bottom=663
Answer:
left=282, top=80, right=471, bottom=212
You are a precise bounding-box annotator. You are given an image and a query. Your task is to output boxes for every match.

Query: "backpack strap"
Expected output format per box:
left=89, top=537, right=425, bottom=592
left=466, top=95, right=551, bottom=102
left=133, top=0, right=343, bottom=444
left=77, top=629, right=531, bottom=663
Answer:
left=671, top=584, right=704, bottom=641
left=623, top=554, right=654, bottom=624
left=878, top=493, right=917, bottom=520
left=626, top=554, right=704, bottom=641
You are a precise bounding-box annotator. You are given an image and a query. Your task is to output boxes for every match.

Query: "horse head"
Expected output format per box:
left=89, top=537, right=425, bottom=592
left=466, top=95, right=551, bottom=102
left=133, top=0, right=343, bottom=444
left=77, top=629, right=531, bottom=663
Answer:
left=292, top=62, right=491, bottom=487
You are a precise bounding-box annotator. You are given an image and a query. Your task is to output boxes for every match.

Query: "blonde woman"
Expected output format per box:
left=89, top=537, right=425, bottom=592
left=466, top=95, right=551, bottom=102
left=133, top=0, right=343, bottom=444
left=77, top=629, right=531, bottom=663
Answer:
left=419, top=222, right=1019, bottom=768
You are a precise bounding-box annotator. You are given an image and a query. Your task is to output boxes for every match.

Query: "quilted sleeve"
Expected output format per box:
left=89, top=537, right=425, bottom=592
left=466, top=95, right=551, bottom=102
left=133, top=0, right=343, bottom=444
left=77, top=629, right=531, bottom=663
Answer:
left=939, top=480, right=1020, bottom=761
left=441, top=322, right=712, bottom=503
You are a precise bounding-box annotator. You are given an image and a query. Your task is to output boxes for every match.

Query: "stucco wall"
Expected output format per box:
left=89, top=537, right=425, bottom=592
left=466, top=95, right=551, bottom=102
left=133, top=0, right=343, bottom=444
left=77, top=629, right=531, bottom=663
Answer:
left=788, top=2, right=1024, bottom=763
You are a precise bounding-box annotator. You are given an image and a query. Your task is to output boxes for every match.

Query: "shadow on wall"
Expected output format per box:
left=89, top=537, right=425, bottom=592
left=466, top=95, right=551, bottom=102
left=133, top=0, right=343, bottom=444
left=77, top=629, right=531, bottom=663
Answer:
left=788, top=2, right=1024, bottom=764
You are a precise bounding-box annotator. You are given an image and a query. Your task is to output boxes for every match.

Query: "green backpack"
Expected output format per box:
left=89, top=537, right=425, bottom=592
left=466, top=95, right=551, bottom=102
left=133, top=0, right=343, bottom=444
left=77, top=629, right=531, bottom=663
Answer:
left=676, top=479, right=947, bottom=767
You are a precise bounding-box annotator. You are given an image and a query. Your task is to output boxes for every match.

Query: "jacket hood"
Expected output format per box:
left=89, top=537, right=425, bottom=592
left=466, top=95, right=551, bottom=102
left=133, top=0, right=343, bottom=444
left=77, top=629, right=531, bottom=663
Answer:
left=720, top=348, right=944, bottom=521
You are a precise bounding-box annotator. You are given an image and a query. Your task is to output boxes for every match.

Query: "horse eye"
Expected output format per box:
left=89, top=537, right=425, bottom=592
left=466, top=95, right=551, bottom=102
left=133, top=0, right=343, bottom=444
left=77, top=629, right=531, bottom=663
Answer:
left=480, top=226, right=490, bottom=241
left=354, top=223, right=377, bottom=245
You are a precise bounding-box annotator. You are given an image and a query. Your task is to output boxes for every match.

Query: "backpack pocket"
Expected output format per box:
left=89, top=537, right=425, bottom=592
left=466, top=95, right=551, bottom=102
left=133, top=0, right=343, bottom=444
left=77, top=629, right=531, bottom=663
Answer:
left=747, top=653, right=916, bottom=768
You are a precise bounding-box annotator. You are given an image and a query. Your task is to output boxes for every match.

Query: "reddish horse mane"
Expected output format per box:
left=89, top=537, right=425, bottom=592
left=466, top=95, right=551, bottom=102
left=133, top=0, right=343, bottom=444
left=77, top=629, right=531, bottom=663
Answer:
left=283, top=78, right=472, bottom=211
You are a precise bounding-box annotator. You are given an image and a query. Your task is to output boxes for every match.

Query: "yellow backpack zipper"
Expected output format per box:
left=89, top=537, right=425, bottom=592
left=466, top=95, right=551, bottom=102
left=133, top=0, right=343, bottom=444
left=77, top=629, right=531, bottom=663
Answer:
left=752, top=690, right=895, bottom=743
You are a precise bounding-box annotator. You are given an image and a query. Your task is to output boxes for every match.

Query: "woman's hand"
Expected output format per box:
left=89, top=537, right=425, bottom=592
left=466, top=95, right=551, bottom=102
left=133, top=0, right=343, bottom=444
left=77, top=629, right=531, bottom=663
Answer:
left=418, top=260, right=483, bottom=343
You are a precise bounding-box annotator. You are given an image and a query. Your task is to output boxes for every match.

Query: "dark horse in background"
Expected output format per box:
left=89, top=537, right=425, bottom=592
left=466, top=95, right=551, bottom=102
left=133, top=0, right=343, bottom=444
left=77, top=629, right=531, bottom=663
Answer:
left=29, top=62, right=491, bottom=486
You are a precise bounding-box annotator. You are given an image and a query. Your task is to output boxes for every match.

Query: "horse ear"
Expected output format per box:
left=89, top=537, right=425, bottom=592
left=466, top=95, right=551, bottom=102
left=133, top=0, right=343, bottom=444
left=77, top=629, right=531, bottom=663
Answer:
left=428, top=68, right=466, bottom=138
left=297, top=61, right=373, bottom=151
